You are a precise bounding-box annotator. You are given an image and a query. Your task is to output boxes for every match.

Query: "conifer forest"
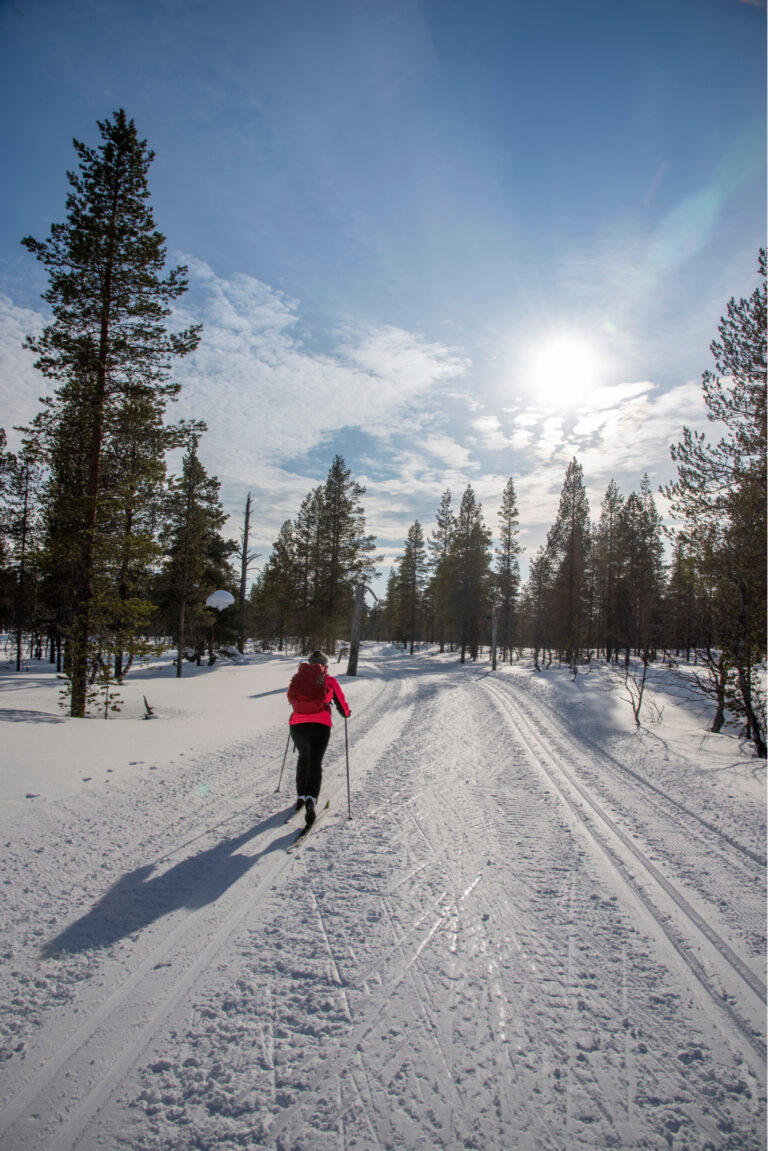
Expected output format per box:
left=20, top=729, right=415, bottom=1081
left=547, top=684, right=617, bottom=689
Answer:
left=0, top=112, right=765, bottom=757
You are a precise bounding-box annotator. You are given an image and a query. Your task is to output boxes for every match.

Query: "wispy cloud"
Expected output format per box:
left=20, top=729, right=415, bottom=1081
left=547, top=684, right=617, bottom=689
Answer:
left=170, top=259, right=471, bottom=544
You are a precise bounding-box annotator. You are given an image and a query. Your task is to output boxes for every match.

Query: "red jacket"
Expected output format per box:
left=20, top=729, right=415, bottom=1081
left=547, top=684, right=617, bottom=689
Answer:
left=287, top=666, right=350, bottom=728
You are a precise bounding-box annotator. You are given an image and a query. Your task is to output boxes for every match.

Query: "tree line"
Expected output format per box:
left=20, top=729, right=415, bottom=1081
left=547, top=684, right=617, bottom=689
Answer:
left=373, top=251, right=766, bottom=757
left=0, top=110, right=764, bottom=754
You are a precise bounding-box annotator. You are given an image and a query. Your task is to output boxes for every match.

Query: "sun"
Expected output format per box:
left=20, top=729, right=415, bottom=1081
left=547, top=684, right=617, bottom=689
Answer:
left=523, top=333, right=605, bottom=407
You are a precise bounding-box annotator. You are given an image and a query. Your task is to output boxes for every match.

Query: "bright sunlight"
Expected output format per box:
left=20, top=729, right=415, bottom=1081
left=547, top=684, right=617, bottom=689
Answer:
left=523, top=333, right=605, bottom=407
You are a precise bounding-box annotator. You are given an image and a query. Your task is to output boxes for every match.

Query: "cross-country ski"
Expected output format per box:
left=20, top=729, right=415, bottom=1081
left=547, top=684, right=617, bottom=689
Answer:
left=286, top=799, right=331, bottom=851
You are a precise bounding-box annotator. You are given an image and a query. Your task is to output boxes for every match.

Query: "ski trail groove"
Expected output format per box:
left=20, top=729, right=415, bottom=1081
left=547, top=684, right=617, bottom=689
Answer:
left=552, top=722, right=765, bottom=868
left=0, top=671, right=409, bottom=1151
left=481, top=674, right=767, bottom=1071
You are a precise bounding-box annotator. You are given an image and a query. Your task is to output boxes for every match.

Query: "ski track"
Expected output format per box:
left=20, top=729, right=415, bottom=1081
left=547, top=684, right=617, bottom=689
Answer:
left=0, top=650, right=765, bottom=1150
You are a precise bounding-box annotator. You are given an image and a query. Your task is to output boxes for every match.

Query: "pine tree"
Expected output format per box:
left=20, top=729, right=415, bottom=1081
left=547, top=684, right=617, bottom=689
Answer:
left=663, top=537, right=700, bottom=661
left=546, top=458, right=591, bottom=672
left=381, top=567, right=402, bottom=644
left=428, top=489, right=455, bottom=652
left=315, top=456, right=377, bottom=653
left=449, top=485, right=492, bottom=663
left=615, top=477, right=664, bottom=664
left=521, top=546, right=554, bottom=671
left=594, top=480, right=624, bottom=661
left=664, top=250, right=766, bottom=756
left=157, top=439, right=234, bottom=677
left=3, top=444, right=43, bottom=671
left=495, top=477, right=521, bottom=662
left=21, top=110, right=200, bottom=714
left=292, top=486, right=324, bottom=648
left=256, top=520, right=297, bottom=651
left=397, top=521, right=428, bottom=654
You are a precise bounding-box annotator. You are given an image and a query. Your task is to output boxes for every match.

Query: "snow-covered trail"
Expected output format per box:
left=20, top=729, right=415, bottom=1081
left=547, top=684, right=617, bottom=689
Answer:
left=0, top=648, right=765, bottom=1150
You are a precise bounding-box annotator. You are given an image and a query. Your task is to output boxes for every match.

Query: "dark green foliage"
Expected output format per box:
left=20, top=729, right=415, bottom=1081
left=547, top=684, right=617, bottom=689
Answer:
left=449, top=486, right=493, bottom=663
left=252, top=456, right=377, bottom=654
left=427, top=489, right=455, bottom=653
left=316, top=456, right=377, bottom=648
left=664, top=250, right=766, bottom=755
left=0, top=432, right=44, bottom=666
left=21, top=110, right=200, bottom=712
left=154, top=439, right=235, bottom=677
left=255, top=520, right=298, bottom=651
left=395, top=521, right=428, bottom=654
left=544, top=458, right=591, bottom=672
left=495, top=477, right=521, bottom=661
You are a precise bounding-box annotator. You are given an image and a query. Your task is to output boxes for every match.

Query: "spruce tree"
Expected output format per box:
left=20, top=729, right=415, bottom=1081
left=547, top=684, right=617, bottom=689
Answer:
left=157, top=439, right=233, bottom=677
left=21, top=110, right=200, bottom=715
left=495, top=477, right=522, bottom=662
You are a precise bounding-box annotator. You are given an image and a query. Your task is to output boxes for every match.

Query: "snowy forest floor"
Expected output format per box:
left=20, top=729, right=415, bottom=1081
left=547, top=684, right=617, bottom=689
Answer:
left=0, top=643, right=765, bottom=1151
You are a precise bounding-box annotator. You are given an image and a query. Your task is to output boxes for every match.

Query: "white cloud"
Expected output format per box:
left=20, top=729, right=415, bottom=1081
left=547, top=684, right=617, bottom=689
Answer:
left=0, top=263, right=716, bottom=591
left=165, top=260, right=475, bottom=543
left=173, top=260, right=469, bottom=482
left=421, top=433, right=476, bottom=470
left=572, top=380, right=707, bottom=479
left=471, top=414, right=509, bottom=450
left=0, top=294, right=54, bottom=448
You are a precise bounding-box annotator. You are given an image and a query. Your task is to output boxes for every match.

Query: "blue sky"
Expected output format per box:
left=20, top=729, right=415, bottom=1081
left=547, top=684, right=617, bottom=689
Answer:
left=0, top=0, right=765, bottom=587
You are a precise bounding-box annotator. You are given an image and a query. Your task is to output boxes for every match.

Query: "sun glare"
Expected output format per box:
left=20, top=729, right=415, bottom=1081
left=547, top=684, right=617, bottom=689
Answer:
left=524, top=334, right=604, bottom=407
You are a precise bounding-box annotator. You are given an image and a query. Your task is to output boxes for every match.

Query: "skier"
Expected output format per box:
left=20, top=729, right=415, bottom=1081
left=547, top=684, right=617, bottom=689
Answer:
left=287, top=650, right=350, bottom=827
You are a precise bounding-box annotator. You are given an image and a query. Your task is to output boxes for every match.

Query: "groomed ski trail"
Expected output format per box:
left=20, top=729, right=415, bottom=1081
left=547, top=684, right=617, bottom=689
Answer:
left=0, top=648, right=764, bottom=1150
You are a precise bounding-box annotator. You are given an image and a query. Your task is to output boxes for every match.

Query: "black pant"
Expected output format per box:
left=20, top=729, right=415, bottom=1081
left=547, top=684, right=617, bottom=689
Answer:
left=290, top=723, right=331, bottom=801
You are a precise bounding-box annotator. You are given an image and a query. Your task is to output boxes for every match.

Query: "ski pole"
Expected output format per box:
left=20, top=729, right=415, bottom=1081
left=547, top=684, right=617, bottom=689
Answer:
left=276, top=730, right=291, bottom=792
left=345, top=716, right=352, bottom=819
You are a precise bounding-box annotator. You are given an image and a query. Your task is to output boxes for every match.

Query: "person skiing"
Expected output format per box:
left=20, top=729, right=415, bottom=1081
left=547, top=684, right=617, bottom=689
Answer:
left=287, top=650, right=350, bottom=827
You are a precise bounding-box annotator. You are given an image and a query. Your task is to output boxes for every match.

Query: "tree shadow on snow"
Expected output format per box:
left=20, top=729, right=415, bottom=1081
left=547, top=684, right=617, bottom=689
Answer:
left=41, top=808, right=297, bottom=958
left=0, top=708, right=66, bottom=723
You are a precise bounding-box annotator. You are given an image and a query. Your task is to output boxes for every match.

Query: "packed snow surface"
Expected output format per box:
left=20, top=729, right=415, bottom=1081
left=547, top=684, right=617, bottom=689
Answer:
left=0, top=644, right=765, bottom=1150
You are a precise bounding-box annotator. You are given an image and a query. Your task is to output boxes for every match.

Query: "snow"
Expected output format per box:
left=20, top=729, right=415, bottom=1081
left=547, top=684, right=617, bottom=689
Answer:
left=0, top=643, right=765, bottom=1150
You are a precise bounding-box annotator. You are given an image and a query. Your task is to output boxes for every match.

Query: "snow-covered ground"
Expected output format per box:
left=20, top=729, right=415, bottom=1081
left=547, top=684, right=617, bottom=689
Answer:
left=0, top=643, right=765, bottom=1150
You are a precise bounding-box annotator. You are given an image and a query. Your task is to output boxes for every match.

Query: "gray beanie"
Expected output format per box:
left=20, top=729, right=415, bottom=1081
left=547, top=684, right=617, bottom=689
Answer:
left=307, top=650, right=328, bottom=666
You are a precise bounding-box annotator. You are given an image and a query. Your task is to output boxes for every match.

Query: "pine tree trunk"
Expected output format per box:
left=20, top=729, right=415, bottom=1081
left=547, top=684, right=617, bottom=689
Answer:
left=70, top=212, right=115, bottom=715
left=176, top=598, right=185, bottom=678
